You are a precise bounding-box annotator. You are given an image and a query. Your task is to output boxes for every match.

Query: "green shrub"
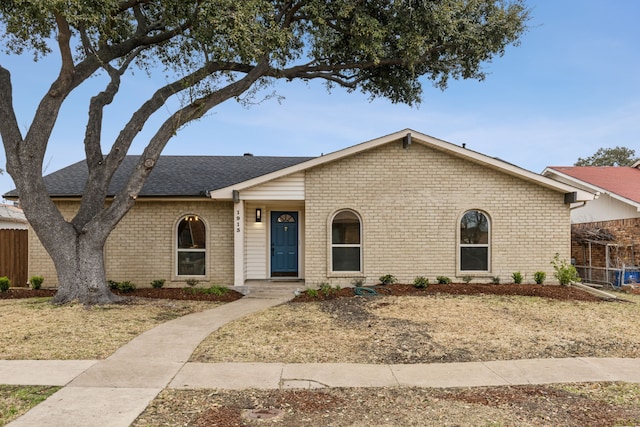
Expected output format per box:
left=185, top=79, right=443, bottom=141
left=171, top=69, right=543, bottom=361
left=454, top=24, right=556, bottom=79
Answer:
left=187, top=285, right=229, bottom=296
left=379, top=274, right=397, bottom=285
left=413, top=276, right=429, bottom=289
left=107, top=280, right=119, bottom=290
left=462, top=275, right=472, bottom=284
left=30, top=275, right=44, bottom=290
left=551, top=253, right=580, bottom=286
left=533, top=271, right=547, bottom=285
left=150, top=279, right=165, bottom=289
left=0, top=276, right=10, bottom=292
left=436, top=276, right=451, bottom=285
left=306, top=288, right=319, bottom=298
left=185, top=278, right=199, bottom=287
left=511, top=272, right=523, bottom=284
left=317, top=283, right=341, bottom=296
left=320, top=283, right=333, bottom=296
left=492, top=276, right=501, bottom=285
left=117, top=281, right=136, bottom=292
left=351, top=278, right=365, bottom=287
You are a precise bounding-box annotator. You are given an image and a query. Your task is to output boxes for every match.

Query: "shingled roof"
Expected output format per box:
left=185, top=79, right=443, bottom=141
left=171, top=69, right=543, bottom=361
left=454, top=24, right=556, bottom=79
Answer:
left=4, top=155, right=315, bottom=198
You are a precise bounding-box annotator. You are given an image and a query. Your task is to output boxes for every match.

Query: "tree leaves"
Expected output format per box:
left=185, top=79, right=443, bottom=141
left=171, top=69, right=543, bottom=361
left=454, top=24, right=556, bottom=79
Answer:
left=575, top=146, right=638, bottom=167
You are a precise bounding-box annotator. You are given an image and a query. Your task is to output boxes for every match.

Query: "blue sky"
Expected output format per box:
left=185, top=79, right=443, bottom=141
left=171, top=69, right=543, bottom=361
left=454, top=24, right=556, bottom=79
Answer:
left=1, top=0, right=639, bottom=199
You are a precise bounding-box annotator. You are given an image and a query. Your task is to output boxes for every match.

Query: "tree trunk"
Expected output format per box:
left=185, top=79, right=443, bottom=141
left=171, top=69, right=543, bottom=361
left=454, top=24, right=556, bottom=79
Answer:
left=50, top=232, right=122, bottom=305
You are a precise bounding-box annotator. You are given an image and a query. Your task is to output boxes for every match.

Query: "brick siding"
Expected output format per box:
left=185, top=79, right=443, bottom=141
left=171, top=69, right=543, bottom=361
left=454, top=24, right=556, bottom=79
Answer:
left=28, top=200, right=234, bottom=287
left=304, top=142, right=571, bottom=287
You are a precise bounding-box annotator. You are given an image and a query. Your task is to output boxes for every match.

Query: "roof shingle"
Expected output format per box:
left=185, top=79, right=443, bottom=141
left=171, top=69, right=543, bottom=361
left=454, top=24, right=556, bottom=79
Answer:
left=547, top=166, right=640, bottom=204
left=4, top=155, right=315, bottom=198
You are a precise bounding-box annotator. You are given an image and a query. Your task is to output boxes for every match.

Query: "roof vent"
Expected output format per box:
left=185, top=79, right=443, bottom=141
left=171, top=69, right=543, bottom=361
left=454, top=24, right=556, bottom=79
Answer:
left=402, top=133, right=412, bottom=149
left=244, top=153, right=253, bottom=157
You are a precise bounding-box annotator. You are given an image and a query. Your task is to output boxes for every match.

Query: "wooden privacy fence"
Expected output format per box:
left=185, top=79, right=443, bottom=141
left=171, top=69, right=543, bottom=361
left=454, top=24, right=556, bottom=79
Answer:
left=0, top=229, right=28, bottom=287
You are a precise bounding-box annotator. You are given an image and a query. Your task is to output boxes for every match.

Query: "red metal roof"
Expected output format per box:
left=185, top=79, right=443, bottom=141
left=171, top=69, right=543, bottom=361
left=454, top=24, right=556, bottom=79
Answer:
left=547, top=166, right=640, bottom=204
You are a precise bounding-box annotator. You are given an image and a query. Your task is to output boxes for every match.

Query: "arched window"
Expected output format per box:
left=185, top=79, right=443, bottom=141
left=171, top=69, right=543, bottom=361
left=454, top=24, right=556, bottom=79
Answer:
left=460, top=210, right=490, bottom=271
left=331, top=210, right=361, bottom=272
left=177, top=215, right=206, bottom=276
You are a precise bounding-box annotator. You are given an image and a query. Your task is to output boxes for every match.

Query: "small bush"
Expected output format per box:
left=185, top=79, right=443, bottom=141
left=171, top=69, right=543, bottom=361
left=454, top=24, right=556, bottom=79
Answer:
left=320, top=283, right=332, bottom=296
left=185, top=278, right=199, bottom=287
left=306, top=288, right=319, bottom=298
left=533, top=271, right=547, bottom=285
left=117, top=281, right=136, bottom=293
left=187, top=285, right=229, bottom=296
left=462, top=275, right=472, bottom=284
left=0, top=276, right=10, bottom=292
left=436, top=276, right=451, bottom=285
left=511, top=272, right=523, bottom=284
left=491, top=276, right=501, bottom=285
left=379, top=274, right=397, bottom=285
left=108, top=280, right=119, bottom=290
left=351, top=278, right=365, bottom=287
left=551, top=253, right=580, bottom=286
left=30, top=275, right=45, bottom=290
left=413, top=276, right=429, bottom=289
left=151, top=279, right=165, bottom=289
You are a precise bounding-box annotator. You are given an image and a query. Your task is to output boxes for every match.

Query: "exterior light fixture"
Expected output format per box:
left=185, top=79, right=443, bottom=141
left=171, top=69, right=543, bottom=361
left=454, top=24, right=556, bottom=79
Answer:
left=255, top=208, right=262, bottom=222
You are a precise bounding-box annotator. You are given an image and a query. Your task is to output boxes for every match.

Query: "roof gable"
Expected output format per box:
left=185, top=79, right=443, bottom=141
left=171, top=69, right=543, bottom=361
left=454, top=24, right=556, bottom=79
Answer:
left=209, top=129, right=592, bottom=201
left=543, top=166, right=640, bottom=207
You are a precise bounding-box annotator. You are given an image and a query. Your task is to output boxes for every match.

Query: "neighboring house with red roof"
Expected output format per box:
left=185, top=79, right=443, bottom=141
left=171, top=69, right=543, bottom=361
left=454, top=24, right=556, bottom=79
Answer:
left=543, top=163, right=640, bottom=285
left=6, top=130, right=591, bottom=289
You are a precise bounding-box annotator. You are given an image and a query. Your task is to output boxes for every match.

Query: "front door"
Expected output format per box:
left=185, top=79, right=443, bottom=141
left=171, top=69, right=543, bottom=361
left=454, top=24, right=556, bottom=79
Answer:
left=271, top=211, right=298, bottom=277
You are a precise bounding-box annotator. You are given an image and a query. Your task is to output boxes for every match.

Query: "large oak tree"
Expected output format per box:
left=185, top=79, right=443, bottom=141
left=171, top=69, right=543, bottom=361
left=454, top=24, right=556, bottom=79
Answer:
left=0, top=0, right=529, bottom=304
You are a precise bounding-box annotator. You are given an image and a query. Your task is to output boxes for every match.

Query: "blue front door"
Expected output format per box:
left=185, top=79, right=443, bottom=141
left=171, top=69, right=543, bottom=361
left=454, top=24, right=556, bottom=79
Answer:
left=271, top=211, right=298, bottom=276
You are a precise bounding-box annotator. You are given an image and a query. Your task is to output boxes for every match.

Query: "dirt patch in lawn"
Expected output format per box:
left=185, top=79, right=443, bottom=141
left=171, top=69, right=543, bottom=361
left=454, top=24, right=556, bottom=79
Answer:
left=133, top=383, right=640, bottom=427
left=192, top=285, right=639, bottom=364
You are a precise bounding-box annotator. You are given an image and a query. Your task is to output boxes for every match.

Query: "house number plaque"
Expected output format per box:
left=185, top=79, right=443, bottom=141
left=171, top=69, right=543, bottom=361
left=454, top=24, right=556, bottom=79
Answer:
left=236, top=210, right=241, bottom=233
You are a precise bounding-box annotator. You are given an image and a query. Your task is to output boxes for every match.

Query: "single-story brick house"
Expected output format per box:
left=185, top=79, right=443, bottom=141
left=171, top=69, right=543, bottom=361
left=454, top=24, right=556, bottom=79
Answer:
left=10, top=130, right=592, bottom=288
left=542, top=163, right=640, bottom=284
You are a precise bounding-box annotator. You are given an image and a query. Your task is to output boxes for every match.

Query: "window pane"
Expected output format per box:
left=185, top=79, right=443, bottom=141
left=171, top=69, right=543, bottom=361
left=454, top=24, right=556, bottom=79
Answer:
left=178, top=217, right=206, bottom=248
left=460, top=247, right=488, bottom=271
left=460, top=211, right=489, bottom=244
left=178, top=251, right=206, bottom=275
left=332, top=247, right=361, bottom=271
left=332, top=211, right=360, bottom=244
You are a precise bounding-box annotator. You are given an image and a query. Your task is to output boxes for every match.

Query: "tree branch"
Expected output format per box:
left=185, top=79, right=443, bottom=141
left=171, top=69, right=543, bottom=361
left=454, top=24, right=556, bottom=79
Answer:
left=0, top=66, right=23, bottom=166
left=96, top=59, right=272, bottom=234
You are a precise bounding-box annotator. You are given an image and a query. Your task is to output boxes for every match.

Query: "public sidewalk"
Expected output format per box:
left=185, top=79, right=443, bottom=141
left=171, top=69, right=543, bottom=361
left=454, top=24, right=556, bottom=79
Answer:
left=3, top=284, right=640, bottom=426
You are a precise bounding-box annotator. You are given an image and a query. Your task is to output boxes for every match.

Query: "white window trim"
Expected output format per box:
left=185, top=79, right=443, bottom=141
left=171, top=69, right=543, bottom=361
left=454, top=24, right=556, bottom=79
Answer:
left=458, top=209, right=491, bottom=274
left=328, top=209, right=363, bottom=276
left=174, top=213, right=209, bottom=280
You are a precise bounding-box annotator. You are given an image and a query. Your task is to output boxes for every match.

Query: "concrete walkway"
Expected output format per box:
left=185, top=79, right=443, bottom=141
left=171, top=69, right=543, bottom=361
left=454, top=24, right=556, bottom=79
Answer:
left=3, top=284, right=640, bottom=426
left=5, top=286, right=297, bottom=427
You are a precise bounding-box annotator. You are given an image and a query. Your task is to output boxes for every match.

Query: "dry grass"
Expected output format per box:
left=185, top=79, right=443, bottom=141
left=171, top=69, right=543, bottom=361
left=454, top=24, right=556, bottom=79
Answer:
left=0, top=297, right=222, bottom=360
left=133, top=383, right=640, bottom=427
left=192, top=293, right=640, bottom=363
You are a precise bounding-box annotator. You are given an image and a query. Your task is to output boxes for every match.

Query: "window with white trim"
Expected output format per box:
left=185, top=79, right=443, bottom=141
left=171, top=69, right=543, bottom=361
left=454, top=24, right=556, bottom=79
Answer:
left=460, top=210, right=490, bottom=271
left=331, top=210, right=361, bottom=272
left=177, top=215, right=206, bottom=276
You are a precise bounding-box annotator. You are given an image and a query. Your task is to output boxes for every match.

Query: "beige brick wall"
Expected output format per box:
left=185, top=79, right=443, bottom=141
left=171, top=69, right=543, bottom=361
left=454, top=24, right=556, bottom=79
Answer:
left=304, top=141, right=571, bottom=287
left=29, top=200, right=234, bottom=288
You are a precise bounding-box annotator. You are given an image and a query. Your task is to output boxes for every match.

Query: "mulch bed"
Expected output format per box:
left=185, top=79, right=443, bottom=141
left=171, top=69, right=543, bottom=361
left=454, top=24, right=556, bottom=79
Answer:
left=292, top=283, right=608, bottom=302
left=0, top=283, right=611, bottom=302
left=0, top=287, right=245, bottom=302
